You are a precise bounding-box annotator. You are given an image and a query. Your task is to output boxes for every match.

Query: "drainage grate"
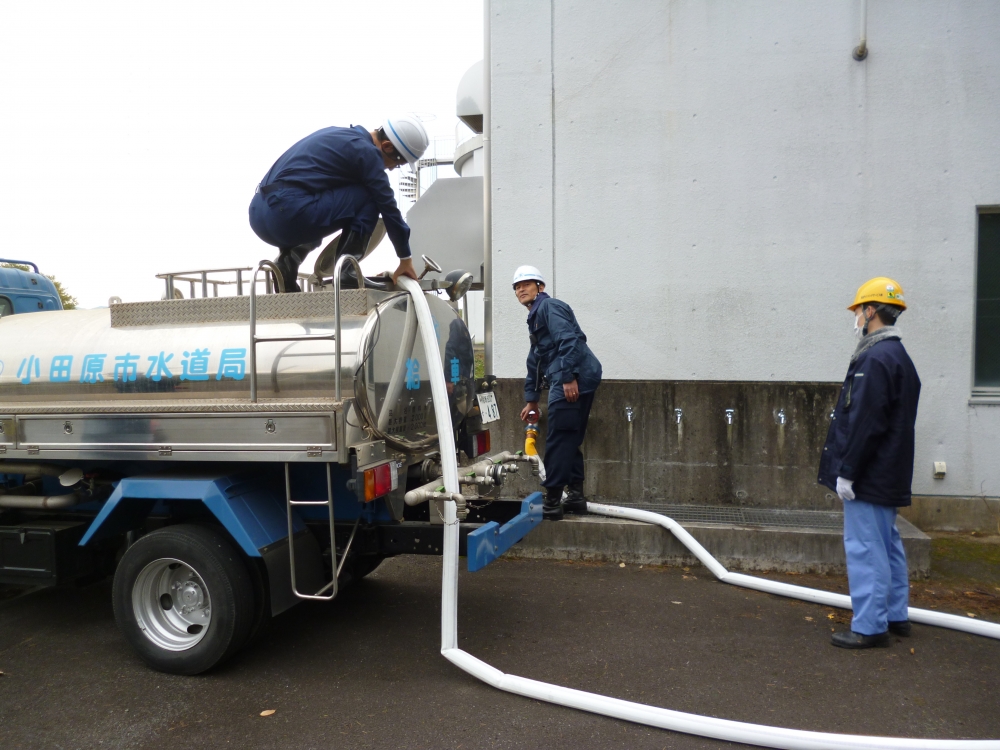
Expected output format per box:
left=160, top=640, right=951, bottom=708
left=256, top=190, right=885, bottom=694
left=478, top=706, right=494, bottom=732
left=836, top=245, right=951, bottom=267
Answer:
left=615, top=503, right=844, bottom=531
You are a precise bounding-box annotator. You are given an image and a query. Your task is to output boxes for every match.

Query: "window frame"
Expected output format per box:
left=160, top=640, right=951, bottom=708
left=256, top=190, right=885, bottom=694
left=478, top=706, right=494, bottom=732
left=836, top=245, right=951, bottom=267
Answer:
left=971, top=206, right=1000, bottom=404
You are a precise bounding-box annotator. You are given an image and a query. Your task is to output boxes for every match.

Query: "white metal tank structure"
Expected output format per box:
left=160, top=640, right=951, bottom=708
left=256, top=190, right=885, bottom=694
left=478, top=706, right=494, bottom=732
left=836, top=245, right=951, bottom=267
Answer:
left=0, top=289, right=476, bottom=461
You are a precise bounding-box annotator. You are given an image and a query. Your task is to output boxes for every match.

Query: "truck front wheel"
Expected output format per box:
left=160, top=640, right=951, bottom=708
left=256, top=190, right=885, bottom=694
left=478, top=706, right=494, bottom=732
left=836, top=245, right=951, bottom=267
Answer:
left=112, top=525, right=254, bottom=675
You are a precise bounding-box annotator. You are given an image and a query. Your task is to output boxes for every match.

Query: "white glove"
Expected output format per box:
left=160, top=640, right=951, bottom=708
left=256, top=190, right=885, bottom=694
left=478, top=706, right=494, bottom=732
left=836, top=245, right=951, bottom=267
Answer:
left=836, top=477, right=855, bottom=502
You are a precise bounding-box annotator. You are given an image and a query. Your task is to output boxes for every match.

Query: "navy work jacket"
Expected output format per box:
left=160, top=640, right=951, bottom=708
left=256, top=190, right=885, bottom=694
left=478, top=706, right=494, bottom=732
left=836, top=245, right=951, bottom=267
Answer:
left=818, top=335, right=921, bottom=507
left=524, top=293, right=602, bottom=405
left=259, top=125, right=411, bottom=258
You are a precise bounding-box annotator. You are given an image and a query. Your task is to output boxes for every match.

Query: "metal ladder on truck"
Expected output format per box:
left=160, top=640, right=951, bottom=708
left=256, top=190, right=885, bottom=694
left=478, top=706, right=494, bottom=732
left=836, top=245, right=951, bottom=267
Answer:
left=247, top=255, right=367, bottom=602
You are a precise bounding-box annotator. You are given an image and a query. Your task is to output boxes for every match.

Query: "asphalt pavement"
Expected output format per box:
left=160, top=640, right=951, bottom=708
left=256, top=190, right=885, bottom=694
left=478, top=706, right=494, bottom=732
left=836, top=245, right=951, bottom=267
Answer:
left=1, top=555, right=998, bottom=749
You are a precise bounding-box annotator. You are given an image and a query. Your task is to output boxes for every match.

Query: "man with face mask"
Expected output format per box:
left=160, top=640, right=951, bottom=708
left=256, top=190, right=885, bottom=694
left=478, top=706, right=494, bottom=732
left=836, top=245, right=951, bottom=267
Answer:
left=818, top=277, right=921, bottom=649
left=513, top=265, right=603, bottom=521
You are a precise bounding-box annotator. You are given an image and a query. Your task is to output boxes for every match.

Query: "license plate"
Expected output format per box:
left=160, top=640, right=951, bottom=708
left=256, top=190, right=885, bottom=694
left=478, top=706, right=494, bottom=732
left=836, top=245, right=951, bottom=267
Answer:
left=476, top=392, right=500, bottom=424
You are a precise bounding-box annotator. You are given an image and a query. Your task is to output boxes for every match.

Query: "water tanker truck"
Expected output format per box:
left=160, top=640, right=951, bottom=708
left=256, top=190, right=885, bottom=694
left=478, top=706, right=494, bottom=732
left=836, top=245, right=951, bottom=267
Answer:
left=0, top=257, right=541, bottom=674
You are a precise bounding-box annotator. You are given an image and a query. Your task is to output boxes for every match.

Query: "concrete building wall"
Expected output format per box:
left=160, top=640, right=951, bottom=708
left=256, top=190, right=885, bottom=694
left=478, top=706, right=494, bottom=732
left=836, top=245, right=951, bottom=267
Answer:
left=490, top=0, right=1000, bottom=501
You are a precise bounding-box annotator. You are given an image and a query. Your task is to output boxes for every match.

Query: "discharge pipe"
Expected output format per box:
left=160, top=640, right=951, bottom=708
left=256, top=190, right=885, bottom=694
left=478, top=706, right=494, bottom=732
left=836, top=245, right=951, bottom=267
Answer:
left=401, top=278, right=1000, bottom=749
left=0, top=492, right=85, bottom=510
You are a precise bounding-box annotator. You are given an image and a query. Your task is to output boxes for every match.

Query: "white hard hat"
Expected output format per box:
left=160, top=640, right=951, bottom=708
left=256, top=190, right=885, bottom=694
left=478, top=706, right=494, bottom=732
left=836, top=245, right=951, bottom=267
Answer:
left=512, top=265, right=545, bottom=287
left=383, top=115, right=429, bottom=166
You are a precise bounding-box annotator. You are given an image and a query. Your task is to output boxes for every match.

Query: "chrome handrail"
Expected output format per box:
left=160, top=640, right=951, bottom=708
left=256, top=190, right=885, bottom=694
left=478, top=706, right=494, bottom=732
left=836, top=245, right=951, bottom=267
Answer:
left=247, top=256, right=367, bottom=403
left=331, top=254, right=366, bottom=401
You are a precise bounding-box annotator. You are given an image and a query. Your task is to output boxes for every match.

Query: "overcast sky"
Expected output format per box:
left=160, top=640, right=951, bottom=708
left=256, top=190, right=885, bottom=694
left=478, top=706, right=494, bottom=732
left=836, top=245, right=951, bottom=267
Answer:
left=1, top=1, right=483, bottom=307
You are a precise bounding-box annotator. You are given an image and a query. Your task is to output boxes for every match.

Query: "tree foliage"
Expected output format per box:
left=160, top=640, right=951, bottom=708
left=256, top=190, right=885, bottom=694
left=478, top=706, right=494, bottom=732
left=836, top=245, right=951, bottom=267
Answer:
left=0, top=263, right=78, bottom=309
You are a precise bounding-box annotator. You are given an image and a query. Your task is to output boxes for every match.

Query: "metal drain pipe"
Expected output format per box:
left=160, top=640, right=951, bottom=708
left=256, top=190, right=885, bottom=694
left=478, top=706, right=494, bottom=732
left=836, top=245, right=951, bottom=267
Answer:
left=482, top=0, right=494, bottom=376
left=853, top=0, right=869, bottom=60
left=406, top=276, right=1000, bottom=748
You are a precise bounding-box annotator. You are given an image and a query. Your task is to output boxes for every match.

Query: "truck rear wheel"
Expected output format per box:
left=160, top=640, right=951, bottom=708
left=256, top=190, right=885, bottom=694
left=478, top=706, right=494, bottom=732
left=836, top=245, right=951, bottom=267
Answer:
left=112, top=525, right=254, bottom=675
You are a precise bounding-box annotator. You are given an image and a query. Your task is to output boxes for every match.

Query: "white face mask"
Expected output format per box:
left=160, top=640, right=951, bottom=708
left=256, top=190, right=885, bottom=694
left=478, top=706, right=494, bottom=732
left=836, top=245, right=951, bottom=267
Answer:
left=853, top=310, right=865, bottom=340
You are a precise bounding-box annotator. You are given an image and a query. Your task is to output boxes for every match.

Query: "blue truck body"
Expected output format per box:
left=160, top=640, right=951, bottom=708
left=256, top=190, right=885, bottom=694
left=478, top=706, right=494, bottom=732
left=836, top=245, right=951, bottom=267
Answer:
left=0, top=259, right=63, bottom=316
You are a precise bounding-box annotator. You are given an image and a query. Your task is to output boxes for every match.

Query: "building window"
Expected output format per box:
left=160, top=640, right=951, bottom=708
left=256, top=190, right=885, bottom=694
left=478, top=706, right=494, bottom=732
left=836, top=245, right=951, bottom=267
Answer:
left=975, top=209, right=1000, bottom=391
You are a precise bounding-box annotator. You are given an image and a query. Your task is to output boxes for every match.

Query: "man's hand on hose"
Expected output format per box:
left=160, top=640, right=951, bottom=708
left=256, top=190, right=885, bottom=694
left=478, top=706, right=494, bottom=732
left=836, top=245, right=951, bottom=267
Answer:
left=520, top=402, right=539, bottom=423
left=392, top=257, right=418, bottom=284
left=563, top=379, right=580, bottom=403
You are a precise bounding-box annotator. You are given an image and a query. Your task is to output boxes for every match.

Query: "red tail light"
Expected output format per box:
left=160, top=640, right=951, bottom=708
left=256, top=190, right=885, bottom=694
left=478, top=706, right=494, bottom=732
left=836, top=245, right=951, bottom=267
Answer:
left=471, top=430, right=491, bottom=458
left=362, top=461, right=398, bottom=502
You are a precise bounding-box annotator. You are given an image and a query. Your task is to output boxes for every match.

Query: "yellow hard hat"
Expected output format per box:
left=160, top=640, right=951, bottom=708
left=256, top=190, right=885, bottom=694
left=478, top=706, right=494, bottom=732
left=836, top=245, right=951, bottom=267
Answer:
left=848, top=277, right=907, bottom=311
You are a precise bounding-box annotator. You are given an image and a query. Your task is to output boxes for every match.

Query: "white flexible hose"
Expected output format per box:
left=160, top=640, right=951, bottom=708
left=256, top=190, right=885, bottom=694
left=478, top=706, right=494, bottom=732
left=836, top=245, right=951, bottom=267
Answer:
left=378, top=297, right=418, bottom=433
left=588, top=503, right=1000, bottom=641
left=398, top=277, right=461, bottom=649
left=403, top=278, right=1000, bottom=748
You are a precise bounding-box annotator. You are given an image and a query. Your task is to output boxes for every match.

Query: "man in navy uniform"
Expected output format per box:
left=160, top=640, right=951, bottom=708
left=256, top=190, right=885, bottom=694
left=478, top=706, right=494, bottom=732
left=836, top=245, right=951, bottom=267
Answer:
left=514, top=266, right=603, bottom=521
left=249, top=116, right=429, bottom=292
left=818, top=277, right=921, bottom=649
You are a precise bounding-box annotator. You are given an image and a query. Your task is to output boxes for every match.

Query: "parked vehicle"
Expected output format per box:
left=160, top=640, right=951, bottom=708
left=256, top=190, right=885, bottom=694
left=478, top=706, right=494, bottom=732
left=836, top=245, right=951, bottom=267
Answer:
left=0, top=259, right=539, bottom=674
left=0, top=258, right=62, bottom=317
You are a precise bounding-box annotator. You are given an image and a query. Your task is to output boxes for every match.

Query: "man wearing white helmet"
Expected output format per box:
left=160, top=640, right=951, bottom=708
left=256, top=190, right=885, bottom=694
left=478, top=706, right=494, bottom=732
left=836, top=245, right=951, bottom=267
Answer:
left=249, top=116, right=429, bottom=292
left=514, top=265, right=603, bottom=521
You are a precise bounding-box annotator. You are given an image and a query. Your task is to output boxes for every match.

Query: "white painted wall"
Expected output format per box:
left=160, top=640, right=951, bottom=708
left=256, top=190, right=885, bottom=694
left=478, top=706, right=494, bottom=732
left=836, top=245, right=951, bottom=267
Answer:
left=491, top=0, right=1000, bottom=498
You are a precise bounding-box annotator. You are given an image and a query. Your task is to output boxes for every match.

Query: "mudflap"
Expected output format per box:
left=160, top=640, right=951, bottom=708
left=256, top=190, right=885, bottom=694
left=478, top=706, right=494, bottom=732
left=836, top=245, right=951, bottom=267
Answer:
left=466, top=493, right=543, bottom=572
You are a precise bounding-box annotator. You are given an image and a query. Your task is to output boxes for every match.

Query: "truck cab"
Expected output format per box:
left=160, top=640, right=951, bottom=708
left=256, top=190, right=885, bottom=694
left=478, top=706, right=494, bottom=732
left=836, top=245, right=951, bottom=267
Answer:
left=0, top=259, right=63, bottom=317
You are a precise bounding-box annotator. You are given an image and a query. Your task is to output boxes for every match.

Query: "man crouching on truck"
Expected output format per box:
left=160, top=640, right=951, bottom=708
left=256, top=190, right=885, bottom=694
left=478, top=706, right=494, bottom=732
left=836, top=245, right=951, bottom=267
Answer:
left=514, top=266, right=603, bottom=521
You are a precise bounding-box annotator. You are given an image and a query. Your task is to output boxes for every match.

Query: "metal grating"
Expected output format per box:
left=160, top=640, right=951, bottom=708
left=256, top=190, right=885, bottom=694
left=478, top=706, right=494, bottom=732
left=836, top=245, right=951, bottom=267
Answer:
left=616, top=503, right=844, bottom=530
left=110, top=290, right=371, bottom=328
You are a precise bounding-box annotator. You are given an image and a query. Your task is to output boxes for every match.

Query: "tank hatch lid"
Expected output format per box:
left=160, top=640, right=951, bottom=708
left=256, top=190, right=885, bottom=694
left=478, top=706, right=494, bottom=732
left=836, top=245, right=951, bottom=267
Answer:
left=110, top=290, right=373, bottom=328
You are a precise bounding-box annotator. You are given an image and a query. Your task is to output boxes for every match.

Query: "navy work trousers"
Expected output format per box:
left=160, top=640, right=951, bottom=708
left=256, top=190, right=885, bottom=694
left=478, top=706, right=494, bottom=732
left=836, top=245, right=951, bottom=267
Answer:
left=542, top=390, right=596, bottom=491
left=249, top=184, right=379, bottom=250
left=843, top=499, right=910, bottom=635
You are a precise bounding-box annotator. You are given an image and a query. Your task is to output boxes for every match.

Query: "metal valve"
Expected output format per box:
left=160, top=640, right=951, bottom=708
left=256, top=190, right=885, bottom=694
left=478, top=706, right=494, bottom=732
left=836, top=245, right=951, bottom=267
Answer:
left=725, top=409, right=735, bottom=425
left=418, top=254, right=443, bottom=279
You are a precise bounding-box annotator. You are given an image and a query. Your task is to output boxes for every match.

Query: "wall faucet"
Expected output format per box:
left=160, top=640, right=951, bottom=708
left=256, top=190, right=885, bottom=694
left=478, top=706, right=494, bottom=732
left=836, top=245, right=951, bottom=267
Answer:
left=725, top=408, right=735, bottom=425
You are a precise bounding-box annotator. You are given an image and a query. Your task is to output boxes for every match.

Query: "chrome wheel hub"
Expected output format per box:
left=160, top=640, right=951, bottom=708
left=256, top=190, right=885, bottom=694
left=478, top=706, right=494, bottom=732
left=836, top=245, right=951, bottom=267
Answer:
left=132, top=558, right=212, bottom=651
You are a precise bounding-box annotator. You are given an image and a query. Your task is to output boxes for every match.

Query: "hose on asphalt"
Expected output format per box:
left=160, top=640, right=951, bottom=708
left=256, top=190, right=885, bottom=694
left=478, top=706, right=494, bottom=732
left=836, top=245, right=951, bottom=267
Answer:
left=400, top=276, right=1000, bottom=750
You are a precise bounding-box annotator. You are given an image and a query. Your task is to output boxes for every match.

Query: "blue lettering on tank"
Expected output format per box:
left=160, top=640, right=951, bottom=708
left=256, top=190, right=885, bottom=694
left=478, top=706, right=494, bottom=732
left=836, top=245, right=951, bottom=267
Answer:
left=114, top=353, right=141, bottom=383
left=405, top=357, right=421, bottom=390
left=50, top=355, right=73, bottom=383
left=80, top=354, right=108, bottom=384
left=146, top=352, right=174, bottom=382
left=17, top=356, right=40, bottom=385
left=217, top=349, right=247, bottom=381
left=180, top=348, right=212, bottom=381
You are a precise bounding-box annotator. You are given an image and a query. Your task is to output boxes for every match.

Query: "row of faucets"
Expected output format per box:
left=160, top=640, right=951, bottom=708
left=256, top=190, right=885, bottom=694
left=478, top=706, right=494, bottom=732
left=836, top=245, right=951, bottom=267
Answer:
left=622, top=407, right=789, bottom=425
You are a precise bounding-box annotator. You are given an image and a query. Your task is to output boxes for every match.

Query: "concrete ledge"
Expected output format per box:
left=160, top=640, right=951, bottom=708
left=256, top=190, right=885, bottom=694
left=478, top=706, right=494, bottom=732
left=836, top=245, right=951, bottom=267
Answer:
left=508, top=512, right=930, bottom=578
left=901, top=495, right=1000, bottom=533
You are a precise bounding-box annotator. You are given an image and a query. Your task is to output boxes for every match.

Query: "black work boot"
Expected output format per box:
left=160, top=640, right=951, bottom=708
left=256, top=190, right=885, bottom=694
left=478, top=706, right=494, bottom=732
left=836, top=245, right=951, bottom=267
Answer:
left=337, top=229, right=373, bottom=289
left=830, top=630, right=891, bottom=649
left=314, top=229, right=372, bottom=289
left=273, top=243, right=316, bottom=293
left=542, top=487, right=564, bottom=521
left=888, top=620, right=911, bottom=637
left=563, top=482, right=589, bottom=515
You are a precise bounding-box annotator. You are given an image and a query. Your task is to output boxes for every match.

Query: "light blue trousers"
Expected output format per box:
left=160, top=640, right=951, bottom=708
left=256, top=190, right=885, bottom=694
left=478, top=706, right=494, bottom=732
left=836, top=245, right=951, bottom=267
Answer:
left=843, top=499, right=910, bottom=635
